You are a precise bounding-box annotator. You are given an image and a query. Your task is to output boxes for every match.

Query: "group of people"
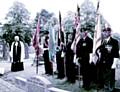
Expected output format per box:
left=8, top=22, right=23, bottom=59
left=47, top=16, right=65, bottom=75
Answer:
left=9, top=26, right=119, bottom=92
left=43, top=26, right=119, bottom=92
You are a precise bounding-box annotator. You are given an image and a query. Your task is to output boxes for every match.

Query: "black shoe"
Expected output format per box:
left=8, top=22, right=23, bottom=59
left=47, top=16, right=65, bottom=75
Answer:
left=83, top=85, right=90, bottom=91
left=84, top=87, right=90, bottom=91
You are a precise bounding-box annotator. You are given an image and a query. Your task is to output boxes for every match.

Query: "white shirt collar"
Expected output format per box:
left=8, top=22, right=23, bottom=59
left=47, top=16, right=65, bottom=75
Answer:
left=105, top=37, right=110, bottom=43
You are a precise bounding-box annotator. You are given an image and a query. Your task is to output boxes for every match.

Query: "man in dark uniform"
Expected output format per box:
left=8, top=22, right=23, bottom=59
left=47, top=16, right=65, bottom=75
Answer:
left=56, top=30, right=65, bottom=79
left=66, top=33, right=76, bottom=83
left=43, top=32, right=53, bottom=75
left=96, top=27, right=119, bottom=91
left=76, top=28, right=93, bottom=90
left=10, top=36, right=25, bottom=72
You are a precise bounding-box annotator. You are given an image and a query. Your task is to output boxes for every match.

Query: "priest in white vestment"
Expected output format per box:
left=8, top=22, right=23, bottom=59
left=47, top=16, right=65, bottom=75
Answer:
left=10, top=36, right=25, bottom=71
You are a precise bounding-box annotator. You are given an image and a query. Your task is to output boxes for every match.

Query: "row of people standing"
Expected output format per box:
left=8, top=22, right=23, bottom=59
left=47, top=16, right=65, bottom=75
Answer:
left=43, top=26, right=119, bottom=91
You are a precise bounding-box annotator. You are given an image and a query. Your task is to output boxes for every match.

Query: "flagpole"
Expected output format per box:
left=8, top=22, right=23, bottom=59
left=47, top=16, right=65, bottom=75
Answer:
left=58, top=11, right=67, bottom=78
left=36, top=54, right=39, bottom=74
left=95, top=1, right=100, bottom=92
left=32, top=15, right=40, bottom=75
left=77, top=4, right=81, bottom=88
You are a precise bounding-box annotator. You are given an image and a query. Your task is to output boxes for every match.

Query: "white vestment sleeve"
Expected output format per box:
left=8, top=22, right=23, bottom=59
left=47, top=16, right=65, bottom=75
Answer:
left=9, top=42, right=14, bottom=62
left=20, top=41, right=25, bottom=62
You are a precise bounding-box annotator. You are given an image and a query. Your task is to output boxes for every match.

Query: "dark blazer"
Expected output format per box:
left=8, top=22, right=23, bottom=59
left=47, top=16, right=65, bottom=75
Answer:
left=97, top=37, right=119, bottom=68
left=76, top=36, right=93, bottom=64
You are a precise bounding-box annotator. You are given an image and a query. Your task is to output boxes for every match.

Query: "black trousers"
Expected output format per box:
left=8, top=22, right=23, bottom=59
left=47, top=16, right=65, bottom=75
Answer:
left=78, top=58, right=91, bottom=88
left=43, top=50, right=53, bottom=75
left=97, top=63, right=115, bottom=89
left=56, top=51, right=65, bottom=79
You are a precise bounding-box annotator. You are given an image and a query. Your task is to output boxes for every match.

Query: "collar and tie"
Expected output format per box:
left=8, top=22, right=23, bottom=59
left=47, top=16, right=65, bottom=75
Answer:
left=102, top=37, right=110, bottom=45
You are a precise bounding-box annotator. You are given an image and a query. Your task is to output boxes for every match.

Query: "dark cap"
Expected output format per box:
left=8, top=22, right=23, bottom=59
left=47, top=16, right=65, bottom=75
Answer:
left=106, top=27, right=111, bottom=31
left=44, top=31, right=49, bottom=34
left=103, top=27, right=112, bottom=32
left=80, top=27, right=86, bottom=32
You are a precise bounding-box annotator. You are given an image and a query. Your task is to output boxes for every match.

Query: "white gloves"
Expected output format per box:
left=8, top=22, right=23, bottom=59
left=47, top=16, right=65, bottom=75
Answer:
left=61, top=51, right=65, bottom=57
left=89, top=53, right=98, bottom=64
left=89, top=54, right=93, bottom=64
left=111, top=58, right=119, bottom=69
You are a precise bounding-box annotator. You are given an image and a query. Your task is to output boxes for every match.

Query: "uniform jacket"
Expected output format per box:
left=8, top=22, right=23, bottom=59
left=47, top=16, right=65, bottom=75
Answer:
left=97, top=37, right=119, bottom=68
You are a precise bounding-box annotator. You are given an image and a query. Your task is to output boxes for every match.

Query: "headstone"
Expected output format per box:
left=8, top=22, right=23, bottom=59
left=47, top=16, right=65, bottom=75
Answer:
left=15, top=76, right=27, bottom=91
left=27, top=75, right=52, bottom=92
left=115, top=80, right=120, bottom=89
left=0, top=40, right=3, bottom=59
left=3, top=43, right=9, bottom=60
left=48, top=87, right=70, bottom=92
left=115, top=61, right=120, bottom=89
left=0, top=68, right=5, bottom=75
left=24, top=43, right=29, bottom=59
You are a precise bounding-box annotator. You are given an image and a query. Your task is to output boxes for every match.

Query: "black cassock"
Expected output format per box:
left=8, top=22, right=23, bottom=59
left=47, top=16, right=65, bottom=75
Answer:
left=96, top=37, right=119, bottom=89
left=66, top=41, right=76, bottom=83
left=76, top=36, right=93, bottom=88
left=11, top=41, right=24, bottom=72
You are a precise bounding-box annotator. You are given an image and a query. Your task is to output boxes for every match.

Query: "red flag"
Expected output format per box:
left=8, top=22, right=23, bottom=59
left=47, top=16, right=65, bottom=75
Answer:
left=32, top=17, right=40, bottom=55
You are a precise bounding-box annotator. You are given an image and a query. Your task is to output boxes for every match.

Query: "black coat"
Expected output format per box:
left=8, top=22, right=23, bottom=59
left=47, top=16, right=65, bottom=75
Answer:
left=76, top=36, right=93, bottom=64
left=96, top=37, right=119, bottom=88
left=97, top=37, right=119, bottom=68
left=76, top=36, right=93, bottom=87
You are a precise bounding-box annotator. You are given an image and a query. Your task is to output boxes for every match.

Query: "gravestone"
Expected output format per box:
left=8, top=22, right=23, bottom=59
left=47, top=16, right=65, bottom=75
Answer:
left=15, top=76, right=27, bottom=91
left=0, top=40, right=3, bottom=59
left=0, top=67, right=5, bottom=75
left=48, top=87, right=70, bottom=92
left=27, top=75, right=52, bottom=92
left=3, top=43, right=9, bottom=60
left=115, top=61, right=120, bottom=89
left=24, top=43, right=29, bottom=59
left=0, top=40, right=9, bottom=60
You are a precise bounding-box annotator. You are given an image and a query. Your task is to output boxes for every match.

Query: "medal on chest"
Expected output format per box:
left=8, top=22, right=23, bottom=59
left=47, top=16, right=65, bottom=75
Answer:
left=105, top=45, right=112, bottom=53
left=82, top=42, right=86, bottom=46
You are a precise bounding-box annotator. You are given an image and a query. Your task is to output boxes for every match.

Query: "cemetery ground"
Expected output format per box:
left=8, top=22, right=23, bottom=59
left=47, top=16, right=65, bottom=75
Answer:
left=0, top=54, right=120, bottom=92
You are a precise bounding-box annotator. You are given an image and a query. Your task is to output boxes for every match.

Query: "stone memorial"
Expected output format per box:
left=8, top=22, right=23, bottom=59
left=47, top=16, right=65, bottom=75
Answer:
left=15, top=76, right=27, bottom=91
left=27, top=75, right=52, bottom=92
left=24, top=43, right=29, bottom=59
left=0, top=40, right=10, bottom=60
left=115, top=61, right=120, bottom=89
left=48, top=87, right=70, bottom=92
left=0, top=67, right=5, bottom=75
left=0, top=40, right=3, bottom=59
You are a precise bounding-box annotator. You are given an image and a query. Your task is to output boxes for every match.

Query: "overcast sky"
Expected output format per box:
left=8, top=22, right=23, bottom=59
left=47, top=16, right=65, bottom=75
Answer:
left=0, top=0, right=120, bottom=33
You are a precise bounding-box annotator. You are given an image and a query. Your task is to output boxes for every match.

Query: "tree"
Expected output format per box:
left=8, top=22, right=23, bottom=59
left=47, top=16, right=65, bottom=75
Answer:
left=2, top=1, right=32, bottom=47
left=33, top=9, right=54, bottom=33
left=80, top=0, right=109, bottom=36
left=63, top=11, right=75, bottom=33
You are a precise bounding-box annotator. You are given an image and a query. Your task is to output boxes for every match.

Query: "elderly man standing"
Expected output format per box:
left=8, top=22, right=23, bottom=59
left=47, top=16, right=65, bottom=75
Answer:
left=10, top=36, right=25, bottom=72
left=96, top=27, right=119, bottom=91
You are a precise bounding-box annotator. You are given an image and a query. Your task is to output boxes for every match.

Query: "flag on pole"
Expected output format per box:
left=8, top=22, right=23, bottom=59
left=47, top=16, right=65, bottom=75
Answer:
left=71, top=4, right=81, bottom=53
left=48, top=23, right=56, bottom=62
left=58, top=11, right=64, bottom=46
left=32, top=17, right=40, bottom=55
left=90, top=0, right=101, bottom=64
left=96, top=0, right=100, bottom=12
